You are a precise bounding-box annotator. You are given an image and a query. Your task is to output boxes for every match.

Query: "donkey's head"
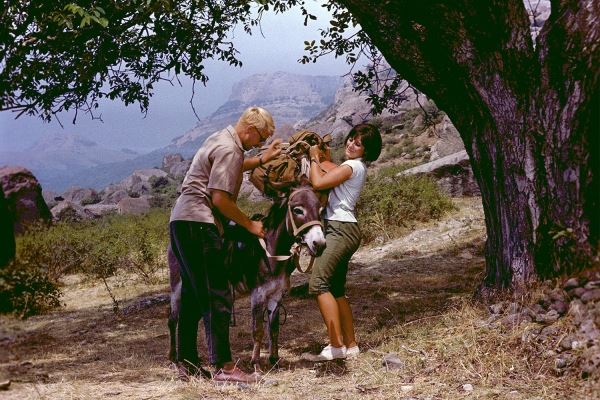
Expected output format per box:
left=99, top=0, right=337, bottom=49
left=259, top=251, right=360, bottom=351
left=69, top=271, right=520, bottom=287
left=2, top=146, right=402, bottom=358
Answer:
left=285, top=181, right=326, bottom=257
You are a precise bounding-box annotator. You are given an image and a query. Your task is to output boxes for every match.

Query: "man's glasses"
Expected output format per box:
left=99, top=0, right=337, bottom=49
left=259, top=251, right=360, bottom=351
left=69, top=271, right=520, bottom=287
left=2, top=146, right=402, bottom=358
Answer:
left=253, top=126, right=269, bottom=143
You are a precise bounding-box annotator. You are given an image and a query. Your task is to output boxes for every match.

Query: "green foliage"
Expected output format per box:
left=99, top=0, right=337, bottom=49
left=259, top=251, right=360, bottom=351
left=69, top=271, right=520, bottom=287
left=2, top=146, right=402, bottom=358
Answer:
left=1, top=0, right=260, bottom=120
left=357, top=165, right=455, bottom=243
left=4, top=209, right=170, bottom=317
left=0, top=261, right=62, bottom=319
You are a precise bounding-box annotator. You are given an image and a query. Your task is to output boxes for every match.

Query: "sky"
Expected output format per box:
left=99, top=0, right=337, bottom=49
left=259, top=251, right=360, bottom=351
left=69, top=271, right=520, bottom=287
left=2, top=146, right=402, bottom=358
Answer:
left=0, top=2, right=353, bottom=153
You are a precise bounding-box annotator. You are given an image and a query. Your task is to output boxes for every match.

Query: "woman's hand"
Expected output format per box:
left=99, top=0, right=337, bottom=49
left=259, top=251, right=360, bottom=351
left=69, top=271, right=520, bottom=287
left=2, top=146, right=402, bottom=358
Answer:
left=309, top=145, right=322, bottom=160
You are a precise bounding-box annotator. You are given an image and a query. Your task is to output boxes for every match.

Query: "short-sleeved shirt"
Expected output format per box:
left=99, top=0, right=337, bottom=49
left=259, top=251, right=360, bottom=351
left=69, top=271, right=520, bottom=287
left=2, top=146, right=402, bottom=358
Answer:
left=325, top=158, right=367, bottom=223
left=169, top=125, right=244, bottom=231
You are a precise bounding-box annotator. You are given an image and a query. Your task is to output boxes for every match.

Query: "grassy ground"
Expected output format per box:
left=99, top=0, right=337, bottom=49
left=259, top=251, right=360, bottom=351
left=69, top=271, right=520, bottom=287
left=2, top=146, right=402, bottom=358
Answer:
left=1, top=197, right=598, bottom=399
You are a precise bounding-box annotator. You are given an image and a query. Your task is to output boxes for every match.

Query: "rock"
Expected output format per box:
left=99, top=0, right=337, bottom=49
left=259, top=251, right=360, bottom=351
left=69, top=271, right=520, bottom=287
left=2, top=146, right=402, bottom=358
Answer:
left=51, top=201, right=92, bottom=222
left=117, top=196, right=151, bottom=215
left=0, top=186, right=15, bottom=267
left=0, top=166, right=52, bottom=234
left=489, top=302, right=505, bottom=315
left=500, top=313, right=526, bottom=329
left=101, top=187, right=129, bottom=205
left=61, top=187, right=100, bottom=205
left=121, top=168, right=168, bottom=197
left=536, top=309, right=560, bottom=324
left=581, top=289, right=600, bottom=304
left=382, top=353, right=404, bottom=370
left=550, top=300, right=568, bottom=315
left=400, top=150, right=480, bottom=197
left=462, top=383, right=474, bottom=392
left=0, top=379, right=10, bottom=390
left=563, top=277, right=580, bottom=290
left=548, top=288, right=567, bottom=302
left=571, top=287, right=586, bottom=299
left=162, top=153, right=184, bottom=171
left=506, top=302, right=521, bottom=314
left=428, top=115, right=465, bottom=160
left=83, top=204, right=119, bottom=218
left=581, top=346, right=600, bottom=377
left=584, top=280, right=600, bottom=290
left=559, top=335, right=575, bottom=351
left=569, top=299, right=588, bottom=325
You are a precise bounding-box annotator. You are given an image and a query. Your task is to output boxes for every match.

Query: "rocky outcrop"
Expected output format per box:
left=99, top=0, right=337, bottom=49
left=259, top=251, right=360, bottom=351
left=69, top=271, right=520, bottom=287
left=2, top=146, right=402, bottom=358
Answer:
left=401, top=151, right=480, bottom=196
left=297, top=74, right=421, bottom=141
left=169, top=72, right=341, bottom=153
left=483, top=268, right=600, bottom=378
left=0, top=186, right=15, bottom=267
left=117, top=196, right=152, bottom=215
left=162, top=154, right=191, bottom=179
left=61, top=187, right=101, bottom=205
left=428, top=115, right=465, bottom=161
left=0, top=166, right=51, bottom=234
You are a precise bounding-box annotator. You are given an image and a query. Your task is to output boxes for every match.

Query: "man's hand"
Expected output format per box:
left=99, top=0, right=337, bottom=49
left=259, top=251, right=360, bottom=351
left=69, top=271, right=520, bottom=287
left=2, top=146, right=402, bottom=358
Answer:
left=263, top=138, right=282, bottom=163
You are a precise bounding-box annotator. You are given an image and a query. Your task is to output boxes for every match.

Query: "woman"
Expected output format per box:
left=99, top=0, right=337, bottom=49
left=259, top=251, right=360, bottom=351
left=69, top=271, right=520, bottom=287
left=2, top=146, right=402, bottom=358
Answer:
left=303, top=123, right=382, bottom=361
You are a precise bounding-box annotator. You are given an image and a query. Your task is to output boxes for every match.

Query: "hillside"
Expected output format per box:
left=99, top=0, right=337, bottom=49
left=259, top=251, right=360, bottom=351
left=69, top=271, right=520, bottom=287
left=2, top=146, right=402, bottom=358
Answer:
left=1, top=198, right=597, bottom=398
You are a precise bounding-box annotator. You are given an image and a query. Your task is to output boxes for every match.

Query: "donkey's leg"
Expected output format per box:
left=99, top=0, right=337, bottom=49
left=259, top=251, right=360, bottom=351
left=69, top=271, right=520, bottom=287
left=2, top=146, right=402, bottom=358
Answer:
left=267, top=289, right=285, bottom=365
left=250, top=290, right=265, bottom=370
left=167, top=280, right=181, bottom=362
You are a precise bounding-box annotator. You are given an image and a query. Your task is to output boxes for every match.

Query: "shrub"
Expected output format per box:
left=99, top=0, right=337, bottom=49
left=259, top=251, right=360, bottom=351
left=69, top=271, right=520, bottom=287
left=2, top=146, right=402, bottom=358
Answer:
left=0, top=261, right=62, bottom=318
left=80, top=192, right=101, bottom=205
left=357, top=165, right=455, bottom=243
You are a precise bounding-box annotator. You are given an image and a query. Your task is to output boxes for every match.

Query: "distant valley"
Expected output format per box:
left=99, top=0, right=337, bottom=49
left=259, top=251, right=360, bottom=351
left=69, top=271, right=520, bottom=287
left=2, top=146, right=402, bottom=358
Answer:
left=2, top=71, right=341, bottom=191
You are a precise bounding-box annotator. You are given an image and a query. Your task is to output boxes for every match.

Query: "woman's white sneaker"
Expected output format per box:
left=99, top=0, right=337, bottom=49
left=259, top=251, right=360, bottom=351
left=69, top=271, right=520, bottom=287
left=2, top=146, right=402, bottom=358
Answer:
left=302, top=345, right=347, bottom=361
left=345, top=345, right=360, bottom=358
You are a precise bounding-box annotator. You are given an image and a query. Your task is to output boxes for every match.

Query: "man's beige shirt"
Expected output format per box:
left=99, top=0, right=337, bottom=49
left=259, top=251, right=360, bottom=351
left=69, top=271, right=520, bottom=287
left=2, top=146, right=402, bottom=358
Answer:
left=169, top=125, right=244, bottom=230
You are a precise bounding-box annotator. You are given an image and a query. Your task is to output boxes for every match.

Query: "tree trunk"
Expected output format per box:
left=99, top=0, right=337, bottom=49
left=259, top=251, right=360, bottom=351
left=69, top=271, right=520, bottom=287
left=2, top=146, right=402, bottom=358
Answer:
left=339, top=0, right=599, bottom=292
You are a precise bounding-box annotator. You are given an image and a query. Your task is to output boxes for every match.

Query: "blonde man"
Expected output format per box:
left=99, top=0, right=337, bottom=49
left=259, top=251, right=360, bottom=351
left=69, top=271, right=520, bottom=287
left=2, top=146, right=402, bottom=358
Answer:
left=170, top=107, right=281, bottom=383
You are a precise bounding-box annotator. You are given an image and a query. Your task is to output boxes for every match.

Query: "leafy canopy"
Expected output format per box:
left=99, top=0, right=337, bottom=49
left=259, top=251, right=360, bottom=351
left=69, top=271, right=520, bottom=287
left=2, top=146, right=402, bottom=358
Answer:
left=0, top=0, right=398, bottom=122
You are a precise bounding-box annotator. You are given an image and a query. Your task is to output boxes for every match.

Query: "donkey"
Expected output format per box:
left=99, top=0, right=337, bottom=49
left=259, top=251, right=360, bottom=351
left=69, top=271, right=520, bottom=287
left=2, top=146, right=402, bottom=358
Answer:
left=168, top=182, right=326, bottom=368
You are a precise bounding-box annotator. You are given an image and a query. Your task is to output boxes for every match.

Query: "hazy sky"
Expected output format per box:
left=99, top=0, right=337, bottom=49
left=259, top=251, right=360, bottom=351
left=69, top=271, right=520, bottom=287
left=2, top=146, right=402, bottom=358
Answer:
left=0, top=3, right=353, bottom=153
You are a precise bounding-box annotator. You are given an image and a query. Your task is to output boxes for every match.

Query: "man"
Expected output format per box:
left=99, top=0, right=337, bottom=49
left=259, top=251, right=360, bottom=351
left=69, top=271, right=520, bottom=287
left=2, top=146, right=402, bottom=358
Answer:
left=169, top=106, right=281, bottom=383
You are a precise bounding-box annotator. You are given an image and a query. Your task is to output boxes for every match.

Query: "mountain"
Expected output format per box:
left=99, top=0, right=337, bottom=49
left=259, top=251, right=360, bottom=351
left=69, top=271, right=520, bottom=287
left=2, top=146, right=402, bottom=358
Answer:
left=18, top=72, right=341, bottom=191
left=0, top=134, right=139, bottom=191
left=296, top=74, right=422, bottom=141
left=168, top=71, right=341, bottom=156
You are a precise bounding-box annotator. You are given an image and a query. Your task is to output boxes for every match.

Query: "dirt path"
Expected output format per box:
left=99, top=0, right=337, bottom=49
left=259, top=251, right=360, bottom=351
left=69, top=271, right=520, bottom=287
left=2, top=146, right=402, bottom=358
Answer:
left=1, top=198, right=490, bottom=399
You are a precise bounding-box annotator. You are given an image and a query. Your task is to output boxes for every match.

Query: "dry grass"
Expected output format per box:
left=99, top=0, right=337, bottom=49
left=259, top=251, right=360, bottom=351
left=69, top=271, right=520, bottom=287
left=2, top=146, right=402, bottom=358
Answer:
left=1, top=198, right=598, bottom=399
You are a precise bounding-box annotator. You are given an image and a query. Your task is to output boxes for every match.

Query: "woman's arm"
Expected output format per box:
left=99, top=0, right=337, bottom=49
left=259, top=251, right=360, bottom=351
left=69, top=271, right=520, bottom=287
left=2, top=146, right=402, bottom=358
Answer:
left=309, top=145, right=352, bottom=191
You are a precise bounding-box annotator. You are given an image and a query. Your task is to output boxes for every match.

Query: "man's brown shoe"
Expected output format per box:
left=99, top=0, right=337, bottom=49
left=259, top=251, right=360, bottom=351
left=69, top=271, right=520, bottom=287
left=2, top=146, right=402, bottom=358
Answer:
left=213, top=367, right=261, bottom=384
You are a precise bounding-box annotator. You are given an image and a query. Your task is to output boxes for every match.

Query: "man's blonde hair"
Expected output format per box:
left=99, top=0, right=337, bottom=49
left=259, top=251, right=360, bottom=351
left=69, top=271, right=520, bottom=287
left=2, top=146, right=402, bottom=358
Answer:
left=239, top=106, right=275, bottom=136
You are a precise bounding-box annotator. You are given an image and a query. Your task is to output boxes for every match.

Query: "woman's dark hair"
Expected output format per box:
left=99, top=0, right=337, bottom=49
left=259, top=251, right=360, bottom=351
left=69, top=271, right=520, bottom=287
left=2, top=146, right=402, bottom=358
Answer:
left=345, top=123, right=382, bottom=162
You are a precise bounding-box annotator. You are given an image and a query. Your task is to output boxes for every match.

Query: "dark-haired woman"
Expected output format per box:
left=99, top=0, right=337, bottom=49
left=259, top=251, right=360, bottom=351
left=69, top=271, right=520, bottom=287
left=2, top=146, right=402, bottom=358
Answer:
left=303, top=124, right=382, bottom=361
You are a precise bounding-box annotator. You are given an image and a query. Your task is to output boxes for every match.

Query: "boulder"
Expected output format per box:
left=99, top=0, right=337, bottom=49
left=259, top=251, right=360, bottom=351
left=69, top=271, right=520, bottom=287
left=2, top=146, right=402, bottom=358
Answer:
left=117, top=196, right=152, bottom=215
left=61, top=187, right=100, bottom=205
left=42, top=190, right=61, bottom=209
left=168, top=160, right=192, bottom=179
left=162, top=153, right=184, bottom=171
left=83, top=204, right=119, bottom=218
left=121, top=168, right=168, bottom=197
left=0, top=186, right=15, bottom=267
left=51, top=201, right=92, bottom=222
left=100, top=185, right=129, bottom=205
left=401, top=150, right=480, bottom=196
left=0, top=166, right=51, bottom=234
left=428, top=115, right=465, bottom=161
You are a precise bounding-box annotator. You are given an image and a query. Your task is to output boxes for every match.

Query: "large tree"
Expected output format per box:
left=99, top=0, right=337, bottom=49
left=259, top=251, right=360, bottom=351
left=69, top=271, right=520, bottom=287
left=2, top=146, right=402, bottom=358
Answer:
left=1, top=1, right=598, bottom=293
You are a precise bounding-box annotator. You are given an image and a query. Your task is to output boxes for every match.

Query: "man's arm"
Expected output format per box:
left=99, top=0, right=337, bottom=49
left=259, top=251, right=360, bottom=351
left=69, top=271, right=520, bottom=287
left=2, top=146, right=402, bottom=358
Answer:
left=210, top=189, right=264, bottom=238
left=242, top=138, right=283, bottom=171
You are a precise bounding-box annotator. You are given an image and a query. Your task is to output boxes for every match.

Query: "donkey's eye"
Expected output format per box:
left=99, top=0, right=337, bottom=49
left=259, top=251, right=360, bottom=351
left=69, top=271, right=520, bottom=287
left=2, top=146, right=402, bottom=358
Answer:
left=292, top=207, right=305, bottom=215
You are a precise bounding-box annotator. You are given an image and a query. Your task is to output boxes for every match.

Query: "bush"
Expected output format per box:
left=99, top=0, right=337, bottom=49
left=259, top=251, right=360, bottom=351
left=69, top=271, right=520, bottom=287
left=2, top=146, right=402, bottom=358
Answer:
left=0, top=261, right=62, bottom=318
left=357, top=165, right=455, bottom=243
